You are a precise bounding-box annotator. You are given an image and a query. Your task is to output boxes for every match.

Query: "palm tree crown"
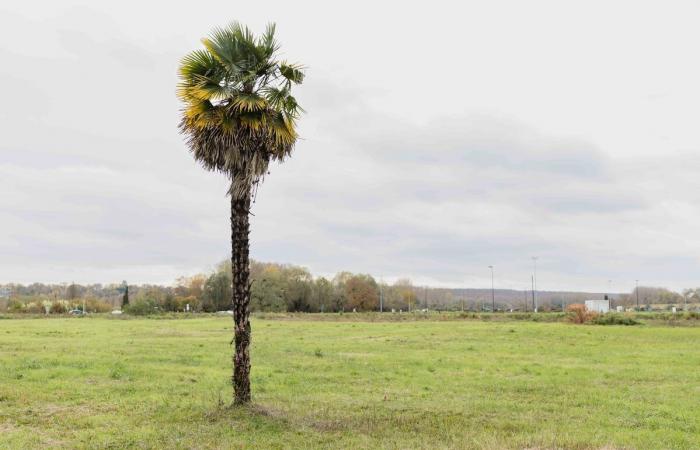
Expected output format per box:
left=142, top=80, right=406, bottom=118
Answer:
left=178, top=23, right=304, bottom=199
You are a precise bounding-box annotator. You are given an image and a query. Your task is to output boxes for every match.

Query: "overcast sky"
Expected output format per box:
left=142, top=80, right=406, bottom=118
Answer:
left=1, top=0, right=699, bottom=292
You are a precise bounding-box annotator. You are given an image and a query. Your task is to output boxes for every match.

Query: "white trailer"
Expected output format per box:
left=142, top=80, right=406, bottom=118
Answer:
left=585, top=299, right=610, bottom=313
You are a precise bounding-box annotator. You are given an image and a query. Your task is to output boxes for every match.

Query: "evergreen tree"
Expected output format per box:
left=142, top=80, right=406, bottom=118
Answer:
left=122, top=282, right=129, bottom=308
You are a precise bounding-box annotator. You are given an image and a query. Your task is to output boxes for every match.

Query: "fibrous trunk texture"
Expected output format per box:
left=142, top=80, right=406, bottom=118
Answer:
left=231, top=192, right=252, bottom=404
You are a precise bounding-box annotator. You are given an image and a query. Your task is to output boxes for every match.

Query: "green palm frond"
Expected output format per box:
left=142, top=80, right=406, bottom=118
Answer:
left=201, top=25, right=243, bottom=68
left=261, top=86, right=288, bottom=109
left=284, top=94, right=303, bottom=117
left=178, top=49, right=220, bottom=80
left=279, top=63, right=305, bottom=85
left=258, top=23, right=279, bottom=57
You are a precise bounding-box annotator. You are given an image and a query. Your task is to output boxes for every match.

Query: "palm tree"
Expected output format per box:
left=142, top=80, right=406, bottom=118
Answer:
left=177, top=22, right=304, bottom=404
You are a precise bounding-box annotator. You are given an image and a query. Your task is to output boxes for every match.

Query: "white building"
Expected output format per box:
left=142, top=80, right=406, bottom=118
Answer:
left=585, top=299, right=610, bottom=313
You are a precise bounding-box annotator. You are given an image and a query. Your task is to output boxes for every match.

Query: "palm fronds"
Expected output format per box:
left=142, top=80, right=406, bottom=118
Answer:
left=178, top=22, right=304, bottom=198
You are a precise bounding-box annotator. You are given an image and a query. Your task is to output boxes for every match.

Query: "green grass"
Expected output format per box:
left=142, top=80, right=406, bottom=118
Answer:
left=1, top=316, right=699, bottom=449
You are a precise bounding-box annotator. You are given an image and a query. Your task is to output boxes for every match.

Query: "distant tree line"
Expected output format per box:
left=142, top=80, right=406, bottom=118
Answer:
left=175, top=261, right=416, bottom=313
left=1, top=264, right=699, bottom=313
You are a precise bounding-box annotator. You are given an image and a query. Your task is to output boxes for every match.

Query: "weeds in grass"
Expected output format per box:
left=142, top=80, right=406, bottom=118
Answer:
left=109, top=363, right=126, bottom=380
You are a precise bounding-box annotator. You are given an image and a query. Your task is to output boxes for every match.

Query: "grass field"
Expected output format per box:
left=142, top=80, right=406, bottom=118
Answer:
left=1, top=316, right=699, bottom=449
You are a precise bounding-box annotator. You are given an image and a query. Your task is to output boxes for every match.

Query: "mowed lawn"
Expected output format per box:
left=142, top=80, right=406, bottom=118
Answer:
left=1, top=317, right=699, bottom=449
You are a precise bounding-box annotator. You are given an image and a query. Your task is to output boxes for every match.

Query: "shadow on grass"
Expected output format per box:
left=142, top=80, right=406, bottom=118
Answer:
left=202, top=399, right=356, bottom=435
left=203, top=399, right=292, bottom=431
left=203, top=398, right=519, bottom=439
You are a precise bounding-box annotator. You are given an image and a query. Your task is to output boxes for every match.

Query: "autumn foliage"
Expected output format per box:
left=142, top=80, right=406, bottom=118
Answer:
left=566, top=303, right=599, bottom=324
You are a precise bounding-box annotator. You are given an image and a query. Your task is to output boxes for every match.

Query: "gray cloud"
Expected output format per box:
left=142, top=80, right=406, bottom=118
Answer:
left=1, top=1, right=699, bottom=292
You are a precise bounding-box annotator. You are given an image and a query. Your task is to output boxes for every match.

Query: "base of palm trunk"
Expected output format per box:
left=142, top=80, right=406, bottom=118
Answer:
left=232, top=323, right=251, bottom=404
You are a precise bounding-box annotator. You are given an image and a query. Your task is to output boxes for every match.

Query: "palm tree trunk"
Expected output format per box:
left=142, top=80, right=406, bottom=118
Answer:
left=231, top=191, right=252, bottom=404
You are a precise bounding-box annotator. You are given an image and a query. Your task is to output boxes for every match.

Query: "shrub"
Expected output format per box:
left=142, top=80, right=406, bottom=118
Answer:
left=84, top=298, right=112, bottom=313
left=25, top=302, right=44, bottom=314
left=123, top=299, right=159, bottom=316
left=50, top=301, right=68, bottom=314
left=591, top=314, right=640, bottom=326
left=566, top=304, right=598, bottom=324
left=175, top=296, right=199, bottom=312
left=8, top=300, right=24, bottom=313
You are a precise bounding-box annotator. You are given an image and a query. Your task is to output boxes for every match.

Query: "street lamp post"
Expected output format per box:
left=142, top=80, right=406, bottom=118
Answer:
left=488, top=265, right=495, bottom=312
left=532, top=257, right=538, bottom=312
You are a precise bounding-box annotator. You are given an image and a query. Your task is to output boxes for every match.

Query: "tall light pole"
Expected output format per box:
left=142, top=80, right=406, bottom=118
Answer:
left=635, top=279, right=640, bottom=309
left=532, top=257, right=538, bottom=312
left=488, top=265, right=495, bottom=312
left=379, top=278, right=383, bottom=313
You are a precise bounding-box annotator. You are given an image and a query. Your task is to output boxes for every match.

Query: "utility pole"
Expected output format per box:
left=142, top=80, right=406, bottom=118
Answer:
left=379, top=279, right=383, bottom=313
left=531, top=275, right=536, bottom=312
left=488, top=265, right=495, bottom=312
left=635, top=280, right=640, bottom=309
left=532, top=257, right=538, bottom=312
left=424, top=286, right=428, bottom=311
